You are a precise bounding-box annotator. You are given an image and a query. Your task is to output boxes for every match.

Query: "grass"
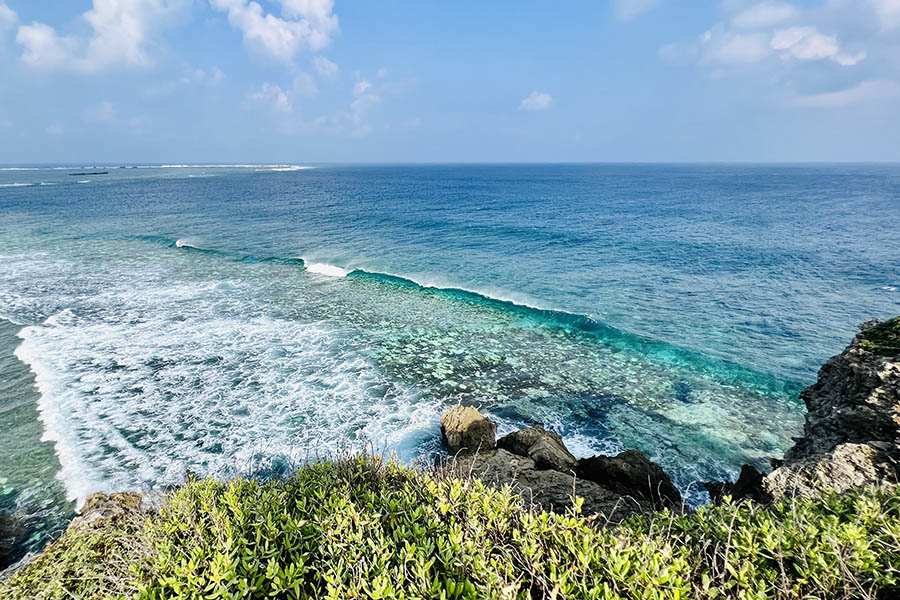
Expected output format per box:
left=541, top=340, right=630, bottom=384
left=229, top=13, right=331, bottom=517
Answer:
left=3, top=454, right=900, bottom=599
left=860, top=317, right=900, bottom=357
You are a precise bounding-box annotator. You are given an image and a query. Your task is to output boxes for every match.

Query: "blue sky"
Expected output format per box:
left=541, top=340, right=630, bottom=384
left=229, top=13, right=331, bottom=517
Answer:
left=1, top=0, right=899, bottom=163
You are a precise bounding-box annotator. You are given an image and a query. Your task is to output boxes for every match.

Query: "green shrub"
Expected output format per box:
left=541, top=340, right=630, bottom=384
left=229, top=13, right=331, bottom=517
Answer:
left=3, top=455, right=899, bottom=599
left=860, top=317, right=900, bottom=357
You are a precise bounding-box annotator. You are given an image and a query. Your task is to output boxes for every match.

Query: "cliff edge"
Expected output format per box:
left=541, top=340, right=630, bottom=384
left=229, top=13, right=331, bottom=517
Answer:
left=708, top=317, right=900, bottom=502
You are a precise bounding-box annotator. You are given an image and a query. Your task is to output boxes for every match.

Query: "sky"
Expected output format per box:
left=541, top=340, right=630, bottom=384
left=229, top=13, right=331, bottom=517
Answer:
left=1, top=0, right=899, bottom=163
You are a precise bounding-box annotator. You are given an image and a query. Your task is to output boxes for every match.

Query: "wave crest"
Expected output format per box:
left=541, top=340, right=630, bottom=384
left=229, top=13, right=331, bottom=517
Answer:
left=305, top=262, right=351, bottom=278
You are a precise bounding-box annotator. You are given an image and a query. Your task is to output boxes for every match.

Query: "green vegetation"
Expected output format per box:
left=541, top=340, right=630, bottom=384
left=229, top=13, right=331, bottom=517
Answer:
left=860, top=317, right=900, bottom=357
left=3, top=455, right=900, bottom=599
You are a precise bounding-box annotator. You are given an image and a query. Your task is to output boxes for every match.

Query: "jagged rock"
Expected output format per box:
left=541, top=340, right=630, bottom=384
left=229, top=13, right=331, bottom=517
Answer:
left=439, top=408, right=680, bottom=519
left=705, top=464, right=767, bottom=504
left=448, top=449, right=650, bottom=522
left=764, top=442, right=899, bottom=499
left=0, top=512, right=25, bottom=570
left=1, top=491, right=164, bottom=580
left=69, top=492, right=162, bottom=529
left=708, top=318, right=900, bottom=503
left=497, top=425, right=577, bottom=472
left=578, top=450, right=683, bottom=509
left=786, top=319, right=900, bottom=460
left=440, top=406, right=497, bottom=455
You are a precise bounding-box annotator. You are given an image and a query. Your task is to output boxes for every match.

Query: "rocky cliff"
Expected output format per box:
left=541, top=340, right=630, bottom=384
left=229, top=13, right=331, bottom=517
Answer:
left=708, top=317, right=900, bottom=502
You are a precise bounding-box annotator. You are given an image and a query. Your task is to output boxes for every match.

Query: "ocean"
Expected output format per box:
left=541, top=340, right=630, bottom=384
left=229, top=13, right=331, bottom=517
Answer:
left=1, top=163, right=898, bottom=562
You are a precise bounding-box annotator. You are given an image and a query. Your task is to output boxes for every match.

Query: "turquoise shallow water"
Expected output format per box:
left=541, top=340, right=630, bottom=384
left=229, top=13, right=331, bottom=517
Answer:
left=0, top=163, right=898, bottom=564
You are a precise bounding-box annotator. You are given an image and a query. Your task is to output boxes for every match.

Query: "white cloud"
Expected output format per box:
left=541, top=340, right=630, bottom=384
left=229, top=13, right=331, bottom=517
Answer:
left=353, top=79, right=372, bottom=96
left=771, top=26, right=836, bottom=58
left=182, top=66, right=225, bottom=85
left=145, top=66, right=226, bottom=96
left=700, top=27, right=771, bottom=64
left=292, top=72, right=318, bottom=96
left=348, top=76, right=381, bottom=131
left=17, top=0, right=189, bottom=74
left=771, top=26, right=865, bottom=66
left=519, top=91, right=553, bottom=111
left=732, top=2, right=798, bottom=30
left=614, top=0, right=662, bottom=21
left=0, top=1, right=17, bottom=33
left=17, top=24, right=75, bottom=70
left=311, top=55, right=338, bottom=79
left=247, top=69, right=391, bottom=138
left=669, top=4, right=869, bottom=70
left=280, top=0, right=335, bottom=23
left=869, top=0, right=900, bottom=29
left=85, top=100, right=117, bottom=123
left=658, top=41, right=699, bottom=63
left=209, top=0, right=338, bottom=62
left=46, top=123, right=63, bottom=136
left=247, top=82, right=294, bottom=113
left=245, top=72, right=321, bottom=114
left=376, top=67, right=389, bottom=78
left=788, top=79, right=900, bottom=107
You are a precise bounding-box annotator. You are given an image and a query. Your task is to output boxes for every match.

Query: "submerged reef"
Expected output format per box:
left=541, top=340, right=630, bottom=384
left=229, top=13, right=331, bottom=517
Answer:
left=2, top=317, right=899, bottom=599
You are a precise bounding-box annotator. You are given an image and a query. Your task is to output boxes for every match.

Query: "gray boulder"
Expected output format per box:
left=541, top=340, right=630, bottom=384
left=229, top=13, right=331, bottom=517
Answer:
left=448, top=449, right=650, bottom=522
left=439, top=407, right=681, bottom=520
left=578, top=450, right=683, bottom=509
left=497, top=425, right=577, bottom=472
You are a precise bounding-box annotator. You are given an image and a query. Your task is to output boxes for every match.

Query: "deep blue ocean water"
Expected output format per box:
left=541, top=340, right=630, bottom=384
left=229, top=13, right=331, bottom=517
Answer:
left=1, top=163, right=898, bottom=561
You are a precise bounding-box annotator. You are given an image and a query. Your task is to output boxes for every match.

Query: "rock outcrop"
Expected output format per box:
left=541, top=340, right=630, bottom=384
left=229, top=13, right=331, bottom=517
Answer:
left=497, top=425, right=577, bottom=472
left=0, top=512, right=25, bottom=570
left=440, top=405, right=497, bottom=455
left=1, top=491, right=162, bottom=581
left=440, top=407, right=682, bottom=522
left=708, top=317, right=900, bottom=502
left=69, top=492, right=162, bottom=530
left=578, top=450, right=683, bottom=509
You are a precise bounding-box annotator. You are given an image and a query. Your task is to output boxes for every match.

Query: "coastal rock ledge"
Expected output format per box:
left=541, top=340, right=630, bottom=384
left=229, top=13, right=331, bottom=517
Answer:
left=0, top=491, right=162, bottom=580
left=707, top=317, right=900, bottom=503
left=440, top=407, right=683, bottom=522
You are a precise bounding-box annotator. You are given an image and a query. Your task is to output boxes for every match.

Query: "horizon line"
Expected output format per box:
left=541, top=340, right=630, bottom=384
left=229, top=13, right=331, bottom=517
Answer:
left=3, top=160, right=900, bottom=167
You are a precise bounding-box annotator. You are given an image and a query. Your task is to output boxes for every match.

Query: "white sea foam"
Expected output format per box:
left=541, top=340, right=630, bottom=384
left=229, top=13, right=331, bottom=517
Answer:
left=77, top=180, right=90, bottom=184
left=305, top=262, right=351, bottom=278
left=175, top=238, right=200, bottom=249
left=0, top=311, right=27, bottom=327
left=12, top=285, right=438, bottom=505
left=2, top=164, right=313, bottom=172
left=153, top=164, right=313, bottom=170
left=0, top=182, right=32, bottom=188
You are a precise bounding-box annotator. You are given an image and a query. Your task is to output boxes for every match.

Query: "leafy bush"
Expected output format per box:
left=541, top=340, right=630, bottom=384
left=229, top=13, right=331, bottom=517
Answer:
left=3, top=455, right=899, bottom=599
left=860, top=317, right=900, bottom=357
